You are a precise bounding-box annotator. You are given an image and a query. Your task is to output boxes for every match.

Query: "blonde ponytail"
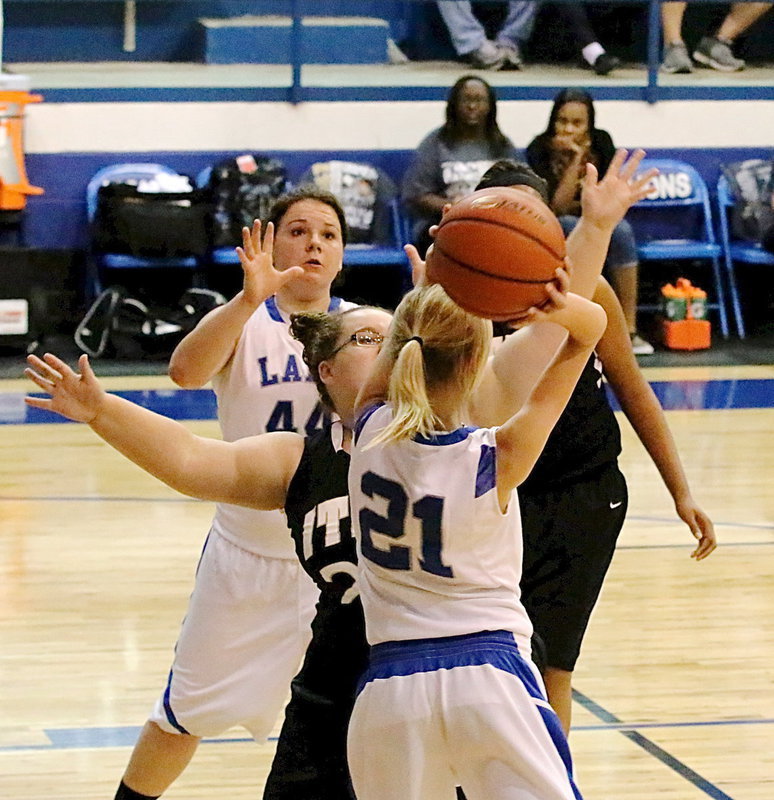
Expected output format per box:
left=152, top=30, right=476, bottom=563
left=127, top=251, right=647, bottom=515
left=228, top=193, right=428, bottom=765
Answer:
left=369, top=284, right=491, bottom=446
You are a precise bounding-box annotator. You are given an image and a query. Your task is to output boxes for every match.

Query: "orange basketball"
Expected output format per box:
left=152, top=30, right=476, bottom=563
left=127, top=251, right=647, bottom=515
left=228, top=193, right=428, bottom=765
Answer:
left=427, top=187, right=566, bottom=321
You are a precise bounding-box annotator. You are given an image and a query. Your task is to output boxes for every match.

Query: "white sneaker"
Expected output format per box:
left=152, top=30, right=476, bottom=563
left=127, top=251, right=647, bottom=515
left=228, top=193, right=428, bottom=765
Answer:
left=466, top=40, right=505, bottom=70
left=496, top=41, right=523, bottom=70
left=631, top=333, right=655, bottom=355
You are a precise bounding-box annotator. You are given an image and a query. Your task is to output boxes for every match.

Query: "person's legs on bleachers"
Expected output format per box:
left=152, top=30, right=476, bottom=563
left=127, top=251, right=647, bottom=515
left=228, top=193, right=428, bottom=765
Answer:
left=693, top=2, right=771, bottom=72
left=436, top=1, right=505, bottom=69
left=494, top=1, right=540, bottom=69
left=553, top=4, right=620, bottom=75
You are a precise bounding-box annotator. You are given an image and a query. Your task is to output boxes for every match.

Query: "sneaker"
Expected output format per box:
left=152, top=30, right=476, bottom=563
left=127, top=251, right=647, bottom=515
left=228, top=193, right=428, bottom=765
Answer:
left=631, top=333, right=655, bottom=356
left=661, top=42, right=693, bottom=74
left=465, top=40, right=505, bottom=70
left=496, top=41, right=522, bottom=70
left=591, top=52, right=621, bottom=76
left=692, top=36, right=745, bottom=72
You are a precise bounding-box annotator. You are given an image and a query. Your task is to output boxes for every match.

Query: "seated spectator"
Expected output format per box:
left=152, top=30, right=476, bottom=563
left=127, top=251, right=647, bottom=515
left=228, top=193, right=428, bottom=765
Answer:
left=435, top=1, right=537, bottom=69
left=401, top=74, right=516, bottom=254
left=436, top=1, right=621, bottom=74
left=526, top=88, right=653, bottom=355
left=661, top=1, right=771, bottom=73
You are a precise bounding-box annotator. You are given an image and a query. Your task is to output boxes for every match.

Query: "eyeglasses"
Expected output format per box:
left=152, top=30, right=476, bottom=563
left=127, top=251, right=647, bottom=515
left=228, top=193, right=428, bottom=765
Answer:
left=330, top=329, right=385, bottom=357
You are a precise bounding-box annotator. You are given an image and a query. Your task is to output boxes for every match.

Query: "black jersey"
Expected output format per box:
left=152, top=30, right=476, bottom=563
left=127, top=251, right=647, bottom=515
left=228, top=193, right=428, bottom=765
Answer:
left=520, top=353, right=621, bottom=491
left=283, top=422, right=369, bottom=704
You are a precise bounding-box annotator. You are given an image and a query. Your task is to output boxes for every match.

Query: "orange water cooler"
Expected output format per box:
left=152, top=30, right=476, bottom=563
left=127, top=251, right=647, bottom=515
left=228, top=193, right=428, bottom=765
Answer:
left=0, top=80, right=43, bottom=214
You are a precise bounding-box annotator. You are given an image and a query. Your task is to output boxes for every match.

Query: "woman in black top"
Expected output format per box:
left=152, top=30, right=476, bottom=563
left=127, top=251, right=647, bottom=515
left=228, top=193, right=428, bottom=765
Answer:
left=527, top=88, right=653, bottom=355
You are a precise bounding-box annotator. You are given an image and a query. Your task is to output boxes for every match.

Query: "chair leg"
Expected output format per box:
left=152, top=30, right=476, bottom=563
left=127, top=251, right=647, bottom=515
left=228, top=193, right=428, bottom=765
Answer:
left=84, top=254, right=103, bottom=305
left=710, top=256, right=730, bottom=339
left=723, top=252, right=746, bottom=339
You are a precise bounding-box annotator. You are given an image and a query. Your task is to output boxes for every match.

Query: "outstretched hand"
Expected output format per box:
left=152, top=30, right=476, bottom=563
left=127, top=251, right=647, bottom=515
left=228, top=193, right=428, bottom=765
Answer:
left=580, top=148, right=658, bottom=231
left=675, top=497, right=717, bottom=560
left=24, top=353, right=106, bottom=424
left=236, top=220, right=304, bottom=306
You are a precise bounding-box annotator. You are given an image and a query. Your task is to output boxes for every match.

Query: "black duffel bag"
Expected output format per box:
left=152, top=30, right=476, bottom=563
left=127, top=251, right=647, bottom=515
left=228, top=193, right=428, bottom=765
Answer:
left=92, top=182, right=211, bottom=258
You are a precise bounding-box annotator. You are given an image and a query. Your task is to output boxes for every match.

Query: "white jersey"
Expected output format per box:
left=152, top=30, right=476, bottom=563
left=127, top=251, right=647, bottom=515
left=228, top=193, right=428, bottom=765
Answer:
left=210, top=295, right=354, bottom=558
left=349, top=403, right=533, bottom=651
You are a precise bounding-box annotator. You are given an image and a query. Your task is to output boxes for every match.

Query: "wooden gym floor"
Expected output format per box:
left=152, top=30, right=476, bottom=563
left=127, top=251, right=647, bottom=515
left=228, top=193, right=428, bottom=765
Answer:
left=1, top=362, right=773, bottom=799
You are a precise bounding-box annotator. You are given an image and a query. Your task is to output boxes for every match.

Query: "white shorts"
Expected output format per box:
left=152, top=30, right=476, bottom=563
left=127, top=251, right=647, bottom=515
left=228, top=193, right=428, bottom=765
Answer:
left=348, top=631, right=582, bottom=800
left=149, top=530, right=318, bottom=740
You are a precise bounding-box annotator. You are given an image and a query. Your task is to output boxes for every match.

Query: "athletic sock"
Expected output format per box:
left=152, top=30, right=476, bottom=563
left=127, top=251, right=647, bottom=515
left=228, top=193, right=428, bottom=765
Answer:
left=114, top=780, right=160, bottom=800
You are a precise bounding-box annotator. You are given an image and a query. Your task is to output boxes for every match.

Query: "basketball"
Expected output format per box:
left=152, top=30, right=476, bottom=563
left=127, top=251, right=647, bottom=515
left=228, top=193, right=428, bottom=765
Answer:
left=427, top=187, right=566, bottom=321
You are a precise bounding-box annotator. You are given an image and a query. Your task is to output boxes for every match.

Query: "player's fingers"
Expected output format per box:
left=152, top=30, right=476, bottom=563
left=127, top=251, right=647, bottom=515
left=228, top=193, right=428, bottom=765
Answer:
left=78, top=354, right=96, bottom=383
left=631, top=168, right=659, bottom=198
left=404, top=243, right=423, bottom=268
left=24, top=366, right=55, bottom=392
left=41, top=352, right=73, bottom=380
left=583, top=162, right=599, bottom=185
left=261, top=221, right=274, bottom=255
left=23, top=395, right=53, bottom=410
left=554, top=266, right=571, bottom=293
left=240, top=226, right=253, bottom=258
left=605, top=148, right=628, bottom=180
left=620, top=148, right=646, bottom=181
left=251, top=218, right=262, bottom=250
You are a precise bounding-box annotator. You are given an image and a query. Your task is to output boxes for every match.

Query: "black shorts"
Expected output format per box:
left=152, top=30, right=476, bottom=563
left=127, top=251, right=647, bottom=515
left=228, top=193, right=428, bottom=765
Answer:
left=263, top=689, right=356, bottom=800
left=519, top=462, right=627, bottom=672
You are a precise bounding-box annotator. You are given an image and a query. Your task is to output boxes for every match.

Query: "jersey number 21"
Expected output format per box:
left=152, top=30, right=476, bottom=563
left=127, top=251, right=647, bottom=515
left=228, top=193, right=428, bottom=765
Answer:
left=359, top=471, right=454, bottom=578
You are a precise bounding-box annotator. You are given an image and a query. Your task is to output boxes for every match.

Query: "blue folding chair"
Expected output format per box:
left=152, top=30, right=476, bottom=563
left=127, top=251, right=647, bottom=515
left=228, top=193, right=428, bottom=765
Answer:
left=716, top=174, right=774, bottom=339
left=629, top=159, right=729, bottom=339
left=86, top=163, right=205, bottom=300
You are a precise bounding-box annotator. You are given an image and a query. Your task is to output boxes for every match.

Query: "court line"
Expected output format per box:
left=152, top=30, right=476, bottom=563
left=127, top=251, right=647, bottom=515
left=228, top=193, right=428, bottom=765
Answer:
left=1, top=495, right=772, bottom=528
left=573, top=689, right=734, bottom=799
left=0, top=714, right=772, bottom=755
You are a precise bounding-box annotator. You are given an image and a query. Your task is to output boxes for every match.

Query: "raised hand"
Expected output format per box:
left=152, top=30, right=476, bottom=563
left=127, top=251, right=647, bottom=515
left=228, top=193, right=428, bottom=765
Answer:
left=236, top=220, right=304, bottom=307
left=25, top=353, right=106, bottom=424
left=580, top=148, right=659, bottom=230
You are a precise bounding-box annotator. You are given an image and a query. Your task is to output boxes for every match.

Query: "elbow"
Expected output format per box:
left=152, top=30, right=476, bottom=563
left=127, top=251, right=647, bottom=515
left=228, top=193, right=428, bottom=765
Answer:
left=168, top=357, right=206, bottom=389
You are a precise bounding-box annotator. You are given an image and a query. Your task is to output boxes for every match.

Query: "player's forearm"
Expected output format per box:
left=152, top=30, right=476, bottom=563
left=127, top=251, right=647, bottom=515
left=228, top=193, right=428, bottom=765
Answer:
left=168, top=292, right=258, bottom=387
left=89, top=393, right=208, bottom=497
left=548, top=294, right=608, bottom=347
left=565, top=218, right=615, bottom=299
left=618, top=385, right=694, bottom=505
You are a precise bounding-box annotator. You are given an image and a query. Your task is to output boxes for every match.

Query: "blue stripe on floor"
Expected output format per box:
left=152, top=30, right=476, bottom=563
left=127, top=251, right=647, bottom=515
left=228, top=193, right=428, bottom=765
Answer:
left=1, top=388, right=218, bottom=425
left=606, top=378, right=774, bottom=412
left=572, top=689, right=735, bottom=799
left=3, top=378, right=773, bottom=425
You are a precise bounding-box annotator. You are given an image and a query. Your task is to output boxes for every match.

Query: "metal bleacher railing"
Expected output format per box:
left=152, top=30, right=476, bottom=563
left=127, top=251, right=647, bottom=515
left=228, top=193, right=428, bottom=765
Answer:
left=264, top=0, right=773, bottom=105
left=2, top=0, right=771, bottom=104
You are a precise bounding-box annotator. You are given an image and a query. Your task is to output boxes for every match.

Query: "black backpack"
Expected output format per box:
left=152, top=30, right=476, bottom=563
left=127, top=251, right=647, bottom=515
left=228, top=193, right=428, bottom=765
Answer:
left=208, top=154, right=289, bottom=248
left=92, top=179, right=211, bottom=258
left=75, top=287, right=226, bottom=360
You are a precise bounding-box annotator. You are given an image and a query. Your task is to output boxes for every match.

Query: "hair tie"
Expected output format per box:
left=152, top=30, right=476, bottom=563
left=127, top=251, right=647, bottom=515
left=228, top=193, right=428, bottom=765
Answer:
left=407, top=335, right=424, bottom=347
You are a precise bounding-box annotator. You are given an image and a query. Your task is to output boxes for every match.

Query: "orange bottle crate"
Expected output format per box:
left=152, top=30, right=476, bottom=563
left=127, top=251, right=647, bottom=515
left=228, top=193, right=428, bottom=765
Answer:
left=660, top=318, right=711, bottom=350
